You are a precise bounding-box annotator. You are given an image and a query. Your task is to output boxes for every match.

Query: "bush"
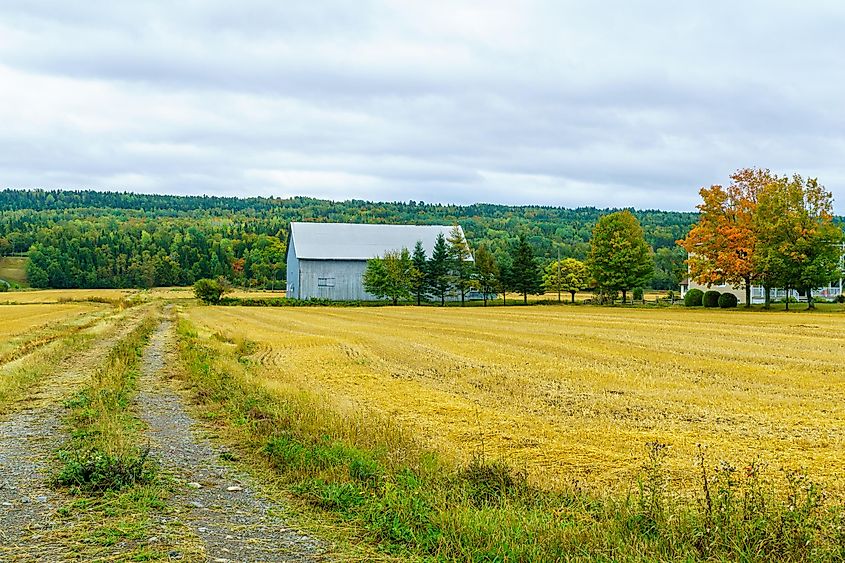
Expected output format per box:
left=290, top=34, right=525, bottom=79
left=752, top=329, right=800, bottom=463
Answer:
left=193, top=277, right=231, bottom=304
left=837, top=294, right=845, bottom=304
left=0, top=279, right=8, bottom=292
left=718, top=292, right=738, bottom=308
left=683, top=288, right=703, bottom=307
left=633, top=288, right=644, bottom=301
left=703, top=290, right=721, bottom=308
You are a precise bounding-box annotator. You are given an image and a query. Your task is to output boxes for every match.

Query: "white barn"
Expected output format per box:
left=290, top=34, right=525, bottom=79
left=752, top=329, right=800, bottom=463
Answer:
left=285, top=222, right=466, bottom=301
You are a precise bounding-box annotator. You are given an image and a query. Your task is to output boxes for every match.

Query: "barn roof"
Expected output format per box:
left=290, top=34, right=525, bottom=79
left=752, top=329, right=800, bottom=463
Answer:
left=289, top=222, right=468, bottom=260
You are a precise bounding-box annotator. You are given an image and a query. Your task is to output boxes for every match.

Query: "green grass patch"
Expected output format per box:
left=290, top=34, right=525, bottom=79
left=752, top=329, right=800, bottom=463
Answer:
left=175, top=318, right=845, bottom=562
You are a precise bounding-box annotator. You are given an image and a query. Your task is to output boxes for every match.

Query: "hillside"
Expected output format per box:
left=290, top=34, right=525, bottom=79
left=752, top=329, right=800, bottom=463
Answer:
left=1, top=189, right=700, bottom=290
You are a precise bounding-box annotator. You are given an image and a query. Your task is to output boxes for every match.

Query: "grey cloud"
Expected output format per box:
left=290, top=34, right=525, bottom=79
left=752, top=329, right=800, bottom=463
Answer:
left=0, top=1, right=844, bottom=211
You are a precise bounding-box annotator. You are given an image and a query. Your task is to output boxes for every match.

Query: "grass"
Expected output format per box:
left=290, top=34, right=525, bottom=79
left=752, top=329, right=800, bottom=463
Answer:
left=184, top=305, right=845, bottom=493
left=0, top=256, right=28, bottom=286
left=50, top=311, right=199, bottom=560
left=174, top=315, right=845, bottom=561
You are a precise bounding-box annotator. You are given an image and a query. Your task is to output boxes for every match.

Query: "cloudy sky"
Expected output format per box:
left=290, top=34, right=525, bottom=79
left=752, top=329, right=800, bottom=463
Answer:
left=1, top=1, right=844, bottom=211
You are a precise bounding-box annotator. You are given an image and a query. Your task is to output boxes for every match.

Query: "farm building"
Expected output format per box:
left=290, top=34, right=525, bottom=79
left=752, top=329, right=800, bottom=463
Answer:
left=285, top=222, right=467, bottom=301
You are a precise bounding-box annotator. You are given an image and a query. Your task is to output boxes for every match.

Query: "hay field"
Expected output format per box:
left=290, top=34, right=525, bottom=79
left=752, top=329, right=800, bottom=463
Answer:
left=0, top=303, right=102, bottom=360
left=185, top=306, right=845, bottom=491
left=0, top=256, right=28, bottom=286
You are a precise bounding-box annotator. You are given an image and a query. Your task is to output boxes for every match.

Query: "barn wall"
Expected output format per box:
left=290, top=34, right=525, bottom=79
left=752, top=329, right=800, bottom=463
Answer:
left=285, top=238, right=301, bottom=298
left=298, top=259, right=376, bottom=301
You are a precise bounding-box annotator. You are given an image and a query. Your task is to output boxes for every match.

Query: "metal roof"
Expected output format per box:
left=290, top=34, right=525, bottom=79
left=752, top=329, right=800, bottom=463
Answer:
left=289, top=222, right=468, bottom=260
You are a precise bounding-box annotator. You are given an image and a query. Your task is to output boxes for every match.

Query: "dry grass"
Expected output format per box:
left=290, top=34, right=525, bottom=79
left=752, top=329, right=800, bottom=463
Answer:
left=0, top=256, right=28, bottom=285
left=0, top=303, right=102, bottom=360
left=184, top=305, right=845, bottom=494
left=0, top=288, right=138, bottom=304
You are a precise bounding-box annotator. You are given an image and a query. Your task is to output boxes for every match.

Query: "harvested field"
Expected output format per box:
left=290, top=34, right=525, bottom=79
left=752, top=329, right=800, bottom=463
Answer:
left=185, top=305, right=845, bottom=492
left=0, top=303, right=102, bottom=360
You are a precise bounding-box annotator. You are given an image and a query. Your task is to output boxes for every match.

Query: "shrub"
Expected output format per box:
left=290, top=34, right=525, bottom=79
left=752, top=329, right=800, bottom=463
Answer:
left=193, top=277, right=231, bottom=304
left=55, top=446, right=155, bottom=492
left=703, top=290, right=721, bottom=308
left=0, top=279, right=8, bottom=292
left=633, top=287, right=644, bottom=301
left=683, top=288, right=703, bottom=307
left=837, top=294, right=845, bottom=304
left=718, top=293, right=738, bottom=308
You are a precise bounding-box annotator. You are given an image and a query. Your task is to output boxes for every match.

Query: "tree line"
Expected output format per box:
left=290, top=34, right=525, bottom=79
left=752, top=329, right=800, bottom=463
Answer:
left=363, top=211, right=655, bottom=305
left=680, top=168, right=844, bottom=309
left=0, top=190, right=698, bottom=289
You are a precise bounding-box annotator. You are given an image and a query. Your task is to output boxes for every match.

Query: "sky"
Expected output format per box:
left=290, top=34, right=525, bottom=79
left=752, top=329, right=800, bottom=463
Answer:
left=1, top=1, right=844, bottom=212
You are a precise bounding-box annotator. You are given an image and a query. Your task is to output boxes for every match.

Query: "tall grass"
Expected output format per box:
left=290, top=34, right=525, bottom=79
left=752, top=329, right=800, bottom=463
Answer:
left=175, top=318, right=845, bottom=562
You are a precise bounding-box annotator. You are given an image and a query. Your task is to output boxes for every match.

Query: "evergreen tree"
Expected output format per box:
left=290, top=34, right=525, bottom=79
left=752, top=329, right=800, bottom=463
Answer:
left=510, top=234, right=543, bottom=304
left=473, top=243, right=499, bottom=306
left=447, top=225, right=474, bottom=306
left=410, top=240, right=428, bottom=305
left=496, top=254, right=513, bottom=306
left=588, top=211, right=654, bottom=303
left=428, top=233, right=452, bottom=305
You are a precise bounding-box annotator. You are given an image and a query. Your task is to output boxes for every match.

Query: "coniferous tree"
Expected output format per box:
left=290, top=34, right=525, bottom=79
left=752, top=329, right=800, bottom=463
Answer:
left=510, top=234, right=543, bottom=304
left=473, top=244, right=499, bottom=306
left=447, top=225, right=474, bottom=306
left=496, top=254, right=513, bottom=306
left=411, top=240, right=428, bottom=305
left=428, top=233, right=452, bottom=306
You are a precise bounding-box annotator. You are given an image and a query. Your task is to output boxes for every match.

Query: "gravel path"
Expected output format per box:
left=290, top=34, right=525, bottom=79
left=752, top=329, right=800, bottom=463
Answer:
left=136, top=318, right=326, bottom=563
left=0, top=309, right=147, bottom=562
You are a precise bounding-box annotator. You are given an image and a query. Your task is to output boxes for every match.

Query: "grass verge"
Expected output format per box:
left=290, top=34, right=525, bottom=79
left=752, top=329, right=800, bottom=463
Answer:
left=52, top=314, right=199, bottom=561
left=175, top=318, right=845, bottom=562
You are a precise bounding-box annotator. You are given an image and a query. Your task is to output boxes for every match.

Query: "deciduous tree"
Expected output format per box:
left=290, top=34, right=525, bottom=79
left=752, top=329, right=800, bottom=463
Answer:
left=363, top=248, right=414, bottom=305
left=544, top=258, right=590, bottom=303
left=588, top=210, right=653, bottom=303
left=447, top=225, right=474, bottom=306
left=473, top=243, right=499, bottom=306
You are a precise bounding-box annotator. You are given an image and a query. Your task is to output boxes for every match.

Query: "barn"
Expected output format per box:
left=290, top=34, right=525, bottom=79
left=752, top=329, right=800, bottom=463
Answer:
left=285, top=222, right=466, bottom=300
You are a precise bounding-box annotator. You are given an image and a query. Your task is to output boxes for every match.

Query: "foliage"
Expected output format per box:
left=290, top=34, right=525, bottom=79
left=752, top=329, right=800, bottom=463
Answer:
left=755, top=175, right=844, bottom=310
left=632, top=287, right=644, bottom=301
left=427, top=233, right=452, bottom=306
left=193, top=277, right=231, bottom=304
left=446, top=225, right=475, bottom=306
left=680, top=168, right=773, bottom=306
left=651, top=246, right=688, bottom=290
left=718, top=292, right=738, bottom=308
left=588, top=210, right=654, bottom=302
left=543, top=258, right=590, bottom=303
left=703, top=290, right=721, bottom=308
left=410, top=240, right=428, bottom=305
left=472, top=244, right=499, bottom=306
left=684, top=288, right=704, bottom=307
left=363, top=248, right=415, bottom=305
left=509, top=234, right=543, bottom=304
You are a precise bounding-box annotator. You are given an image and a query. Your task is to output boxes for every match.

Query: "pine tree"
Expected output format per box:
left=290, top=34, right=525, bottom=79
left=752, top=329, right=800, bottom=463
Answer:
left=510, top=234, right=543, bottom=304
left=411, top=240, right=428, bottom=305
left=428, top=233, right=452, bottom=306
left=447, top=225, right=474, bottom=306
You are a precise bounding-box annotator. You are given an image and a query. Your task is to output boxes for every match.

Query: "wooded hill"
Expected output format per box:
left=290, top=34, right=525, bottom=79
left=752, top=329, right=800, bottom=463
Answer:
left=0, top=189, right=704, bottom=289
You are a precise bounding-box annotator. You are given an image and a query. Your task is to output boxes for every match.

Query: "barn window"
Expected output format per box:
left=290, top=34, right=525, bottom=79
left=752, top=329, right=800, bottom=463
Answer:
left=318, top=277, right=335, bottom=287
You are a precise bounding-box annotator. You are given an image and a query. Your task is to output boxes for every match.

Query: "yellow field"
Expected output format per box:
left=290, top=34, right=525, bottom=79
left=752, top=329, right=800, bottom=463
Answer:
left=0, top=303, right=102, bottom=360
left=185, top=305, right=845, bottom=492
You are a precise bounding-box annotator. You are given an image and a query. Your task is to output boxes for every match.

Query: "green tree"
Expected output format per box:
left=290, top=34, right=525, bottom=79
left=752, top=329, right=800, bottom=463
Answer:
left=755, top=175, right=843, bottom=310
left=510, top=234, right=543, bottom=304
left=496, top=253, right=513, bottom=306
left=588, top=210, right=654, bottom=303
left=428, top=233, right=452, bottom=306
left=410, top=240, right=428, bottom=305
left=447, top=225, right=474, bottom=306
left=193, top=277, right=231, bottom=304
left=363, top=248, right=414, bottom=305
left=543, top=258, right=590, bottom=303
left=473, top=243, right=499, bottom=306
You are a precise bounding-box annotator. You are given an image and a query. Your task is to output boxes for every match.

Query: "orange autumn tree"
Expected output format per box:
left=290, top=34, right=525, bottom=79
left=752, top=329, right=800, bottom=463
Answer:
left=679, top=168, right=775, bottom=307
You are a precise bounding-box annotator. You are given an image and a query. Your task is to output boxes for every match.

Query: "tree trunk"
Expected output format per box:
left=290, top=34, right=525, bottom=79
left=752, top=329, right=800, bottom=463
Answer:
left=744, top=276, right=751, bottom=308
left=570, top=290, right=576, bottom=303
left=503, top=290, right=506, bottom=306
left=461, top=290, right=465, bottom=307
left=785, top=287, right=790, bottom=311
left=807, top=287, right=815, bottom=309
left=441, top=293, right=445, bottom=306
left=621, top=289, right=627, bottom=303
left=483, top=295, right=487, bottom=307
left=558, top=287, right=561, bottom=302
left=393, top=296, right=398, bottom=306
left=416, top=291, right=421, bottom=306
left=523, top=291, right=528, bottom=305
left=764, top=286, right=771, bottom=309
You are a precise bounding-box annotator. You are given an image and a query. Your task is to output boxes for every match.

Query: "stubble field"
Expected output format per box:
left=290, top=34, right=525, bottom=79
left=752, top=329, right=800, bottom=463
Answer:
left=185, top=304, right=845, bottom=492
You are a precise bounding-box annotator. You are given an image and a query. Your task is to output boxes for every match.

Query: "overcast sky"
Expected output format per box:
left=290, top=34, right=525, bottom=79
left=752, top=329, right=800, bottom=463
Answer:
left=1, top=1, right=844, bottom=211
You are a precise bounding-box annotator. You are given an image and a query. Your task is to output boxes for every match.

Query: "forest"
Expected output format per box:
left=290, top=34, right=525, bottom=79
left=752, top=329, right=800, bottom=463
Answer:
left=0, top=189, right=699, bottom=289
